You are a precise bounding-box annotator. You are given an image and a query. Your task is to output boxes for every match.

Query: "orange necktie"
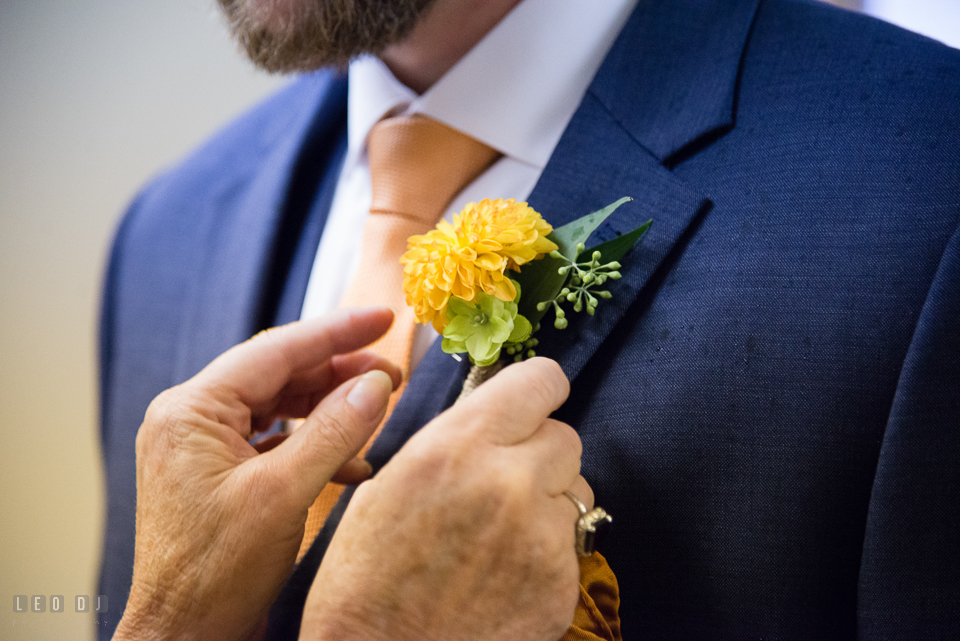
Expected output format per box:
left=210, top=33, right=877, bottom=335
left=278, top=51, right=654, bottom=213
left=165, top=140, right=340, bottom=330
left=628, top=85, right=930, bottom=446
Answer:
left=297, top=115, right=501, bottom=558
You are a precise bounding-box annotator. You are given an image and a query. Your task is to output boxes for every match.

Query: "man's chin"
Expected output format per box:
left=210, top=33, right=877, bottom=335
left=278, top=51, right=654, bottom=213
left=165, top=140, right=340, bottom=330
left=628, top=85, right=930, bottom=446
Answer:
left=217, top=0, right=435, bottom=73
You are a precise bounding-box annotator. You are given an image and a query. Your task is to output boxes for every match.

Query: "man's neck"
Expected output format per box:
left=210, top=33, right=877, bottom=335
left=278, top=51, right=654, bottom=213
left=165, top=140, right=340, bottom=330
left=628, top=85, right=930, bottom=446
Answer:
left=381, top=0, right=522, bottom=95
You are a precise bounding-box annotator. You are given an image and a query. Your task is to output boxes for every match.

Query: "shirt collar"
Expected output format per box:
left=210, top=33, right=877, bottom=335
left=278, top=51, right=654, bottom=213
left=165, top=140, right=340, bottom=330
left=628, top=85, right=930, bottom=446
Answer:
left=347, top=0, right=637, bottom=169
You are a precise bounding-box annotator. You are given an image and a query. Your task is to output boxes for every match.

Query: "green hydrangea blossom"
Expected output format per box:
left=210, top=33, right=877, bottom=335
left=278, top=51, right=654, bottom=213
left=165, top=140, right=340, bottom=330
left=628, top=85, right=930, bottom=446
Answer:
left=442, top=281, right=532, bottom=366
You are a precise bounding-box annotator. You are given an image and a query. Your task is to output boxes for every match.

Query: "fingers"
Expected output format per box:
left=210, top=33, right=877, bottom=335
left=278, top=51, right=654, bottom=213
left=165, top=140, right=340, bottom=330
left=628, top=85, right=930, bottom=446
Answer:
left=448, top=357, right=570, bottom=446
left=193, top=307, right=394, bottom=410
left=546, top=476, right=595, bottom=567
left=566, top=475, right=594, bottom=511
left=252, top=433, right=288, bottom=453
left=509, top=419, right=582, bottom=494
left=261, top=350, right=402, bottom=423
left=253, top=435, right=376, bottom=482
left=552, top=476, right=595, bottom=550
left=257, top=370, right=394, bottom=506
left=330, top=457, right=374, bottom=485
left=330, top=351, right=403, bottom=392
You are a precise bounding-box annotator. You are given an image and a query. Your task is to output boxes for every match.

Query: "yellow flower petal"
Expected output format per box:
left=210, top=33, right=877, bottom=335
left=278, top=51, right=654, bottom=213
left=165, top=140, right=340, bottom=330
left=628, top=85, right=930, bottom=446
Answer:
left=400, top=198, right=558, bottom=326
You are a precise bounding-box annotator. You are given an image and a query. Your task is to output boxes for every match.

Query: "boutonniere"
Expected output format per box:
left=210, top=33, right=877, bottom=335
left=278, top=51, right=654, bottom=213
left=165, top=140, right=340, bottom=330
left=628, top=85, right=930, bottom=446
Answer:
left=401, top=197, right=651, bottom=396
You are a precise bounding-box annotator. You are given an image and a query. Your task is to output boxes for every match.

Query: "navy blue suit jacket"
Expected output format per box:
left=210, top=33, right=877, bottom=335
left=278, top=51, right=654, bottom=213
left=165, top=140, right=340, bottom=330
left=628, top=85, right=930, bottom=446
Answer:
left=98, top=0, right=960, bottom=637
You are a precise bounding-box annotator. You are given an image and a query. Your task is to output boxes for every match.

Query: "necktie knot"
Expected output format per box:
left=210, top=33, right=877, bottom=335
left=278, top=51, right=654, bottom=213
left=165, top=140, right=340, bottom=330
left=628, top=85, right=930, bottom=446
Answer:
left=367, top=115, right=501, bottom=224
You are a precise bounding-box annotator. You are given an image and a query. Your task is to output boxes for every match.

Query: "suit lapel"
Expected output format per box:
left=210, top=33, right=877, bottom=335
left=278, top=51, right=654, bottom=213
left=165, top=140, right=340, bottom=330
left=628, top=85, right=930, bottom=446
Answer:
left=522, top=0, right=760, bottom=382
left=591, top=0, right=761, bottom=164
left=172, top=72, right=348, bottom=383
left=526, top=93, right=712, bottom=382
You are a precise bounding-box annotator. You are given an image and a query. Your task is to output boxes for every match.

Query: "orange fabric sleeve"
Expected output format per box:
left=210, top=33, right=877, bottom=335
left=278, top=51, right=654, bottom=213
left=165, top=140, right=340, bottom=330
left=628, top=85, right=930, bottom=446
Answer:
left=561, top=551, right=622, bottom=641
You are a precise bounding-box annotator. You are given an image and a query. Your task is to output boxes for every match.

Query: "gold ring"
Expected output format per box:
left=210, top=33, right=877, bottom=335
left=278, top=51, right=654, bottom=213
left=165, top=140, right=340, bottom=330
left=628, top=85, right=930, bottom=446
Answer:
left=563, top=490, right=612, bottom=557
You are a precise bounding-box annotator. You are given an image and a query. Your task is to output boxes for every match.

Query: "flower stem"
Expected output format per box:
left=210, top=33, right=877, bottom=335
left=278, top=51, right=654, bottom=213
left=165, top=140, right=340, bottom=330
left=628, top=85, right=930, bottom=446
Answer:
left=457, top=361, right=505, bottom=401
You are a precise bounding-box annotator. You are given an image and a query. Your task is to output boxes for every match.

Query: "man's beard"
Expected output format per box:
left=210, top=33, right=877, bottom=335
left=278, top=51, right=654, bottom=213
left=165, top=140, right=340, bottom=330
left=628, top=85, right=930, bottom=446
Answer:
left=217, top=0, right=436, bottom=73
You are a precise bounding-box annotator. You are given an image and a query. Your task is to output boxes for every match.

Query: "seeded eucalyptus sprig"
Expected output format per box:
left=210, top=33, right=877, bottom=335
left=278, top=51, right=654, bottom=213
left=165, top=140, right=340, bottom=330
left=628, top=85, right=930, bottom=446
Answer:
left=506, top=197, right=651, bottom=348
left=538, top=245, right=623, bottom=329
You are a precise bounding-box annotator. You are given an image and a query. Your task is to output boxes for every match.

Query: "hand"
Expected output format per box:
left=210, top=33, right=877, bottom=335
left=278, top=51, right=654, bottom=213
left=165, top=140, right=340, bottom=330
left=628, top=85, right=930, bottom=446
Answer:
left=300, top=357, right=591, bottom=641
left=112, top=308, right=402, bottom=641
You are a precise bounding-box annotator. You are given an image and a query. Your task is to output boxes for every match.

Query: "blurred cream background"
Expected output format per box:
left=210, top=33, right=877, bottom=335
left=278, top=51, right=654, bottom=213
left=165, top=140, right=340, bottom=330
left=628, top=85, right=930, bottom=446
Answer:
left=0, top=1, right=281, bottom=638
left=0, top=1, right=956, bottom=639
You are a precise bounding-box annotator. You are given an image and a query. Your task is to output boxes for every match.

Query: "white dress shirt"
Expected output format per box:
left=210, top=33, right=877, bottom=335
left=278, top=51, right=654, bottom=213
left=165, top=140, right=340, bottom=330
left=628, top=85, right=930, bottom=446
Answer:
left=300, top=0, right=637, bottom=371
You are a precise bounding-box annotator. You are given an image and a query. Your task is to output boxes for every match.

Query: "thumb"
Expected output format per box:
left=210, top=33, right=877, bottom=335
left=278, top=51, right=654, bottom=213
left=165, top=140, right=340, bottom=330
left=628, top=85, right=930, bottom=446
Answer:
left=260, top=370, right=394, bottom=508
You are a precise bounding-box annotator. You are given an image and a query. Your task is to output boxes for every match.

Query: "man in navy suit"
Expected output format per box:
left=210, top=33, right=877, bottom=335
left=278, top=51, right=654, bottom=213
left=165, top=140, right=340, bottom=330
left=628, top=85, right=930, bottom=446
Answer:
left=99, top=0, right=960, bottom=637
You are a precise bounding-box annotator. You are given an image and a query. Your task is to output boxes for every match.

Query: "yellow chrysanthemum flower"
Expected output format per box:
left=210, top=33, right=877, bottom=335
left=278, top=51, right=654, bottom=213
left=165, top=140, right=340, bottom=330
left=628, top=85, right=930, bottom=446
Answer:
left=401, top=198, right=558, bottom=331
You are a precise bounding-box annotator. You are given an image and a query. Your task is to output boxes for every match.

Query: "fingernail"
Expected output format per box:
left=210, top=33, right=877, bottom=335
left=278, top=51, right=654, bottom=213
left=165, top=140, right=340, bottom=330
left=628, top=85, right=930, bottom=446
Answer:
left=346, top=370, right=393, bottom=419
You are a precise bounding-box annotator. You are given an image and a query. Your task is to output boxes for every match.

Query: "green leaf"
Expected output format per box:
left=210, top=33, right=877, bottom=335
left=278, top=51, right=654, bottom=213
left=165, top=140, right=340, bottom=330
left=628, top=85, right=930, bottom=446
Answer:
left=582, top=218, right=652, bottom=264
left=513, top=197, right=634, bottom=325
left=550, top=196, right=634, bottom=259
left=511, top=252, right=566, bottom=325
